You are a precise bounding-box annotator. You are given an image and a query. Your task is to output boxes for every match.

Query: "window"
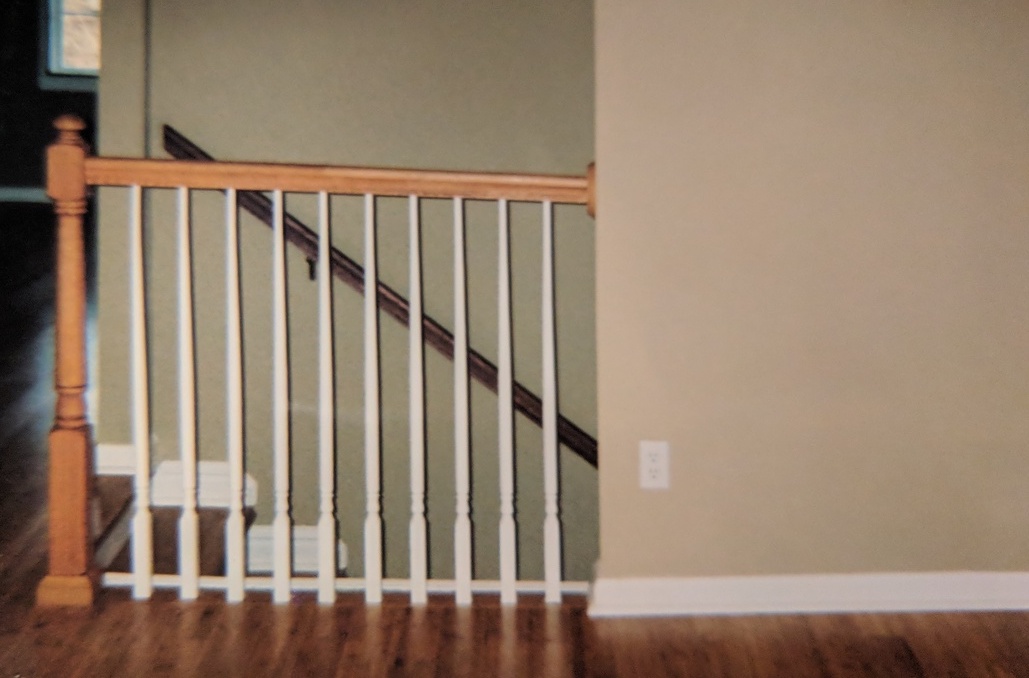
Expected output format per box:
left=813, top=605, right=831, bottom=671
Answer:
left=48, top=0, right=101, bottom=76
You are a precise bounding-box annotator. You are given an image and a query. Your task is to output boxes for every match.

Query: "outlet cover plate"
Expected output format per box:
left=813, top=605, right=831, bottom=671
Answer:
left=639, top=440, right=670, bottom=490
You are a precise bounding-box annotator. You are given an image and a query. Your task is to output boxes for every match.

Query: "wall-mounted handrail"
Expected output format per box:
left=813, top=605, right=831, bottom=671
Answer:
left=162, top=125, right=598, bottom=468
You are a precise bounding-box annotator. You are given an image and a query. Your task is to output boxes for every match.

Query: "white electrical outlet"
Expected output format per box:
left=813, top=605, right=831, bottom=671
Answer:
left=639, top=440, right=670, bottom=490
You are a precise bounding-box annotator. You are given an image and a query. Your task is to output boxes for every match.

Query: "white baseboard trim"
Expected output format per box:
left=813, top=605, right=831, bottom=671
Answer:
left=246, top=524, right=349, bottom=574
left=151, top=460, right=258, bottom=508
left=96, top=443, right=137, bottom=475
left=588, top=572, right=1029, bottom=618
left=97, top=445, right=259, bottom=508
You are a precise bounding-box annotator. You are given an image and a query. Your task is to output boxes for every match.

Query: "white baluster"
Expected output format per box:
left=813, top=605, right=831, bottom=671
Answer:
left=497, top=199, right=516, bottom=605
left=541, top=200, right=562, bottom=603
left=363, top=193, right=383, bottom=603
left=453, top=197, right=473, bottom=606
left=177, top=187, right=199, bottom=600
left=272, top=189, right=292, bottom=604
left=408, top=195, right=428, bottom=604
left=317, top=191, right=337, bottom=605
left=129, top=185, right=152, bottom=600
left=225, top=188, right=246, bottom=603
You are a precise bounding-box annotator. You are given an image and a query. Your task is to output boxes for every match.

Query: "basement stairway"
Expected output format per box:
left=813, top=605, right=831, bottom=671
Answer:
left=93, top=476, right=132, bottom=568
left=94, top=476, right=257, bottom=578
left=162, top=124, right=599, bottom=469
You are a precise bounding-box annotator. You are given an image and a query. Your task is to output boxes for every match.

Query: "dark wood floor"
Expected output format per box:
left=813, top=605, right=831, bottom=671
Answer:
left=2, top=453, right=1028, bottom=674
left=3, top=203, right=1029, bottom=676
left=2, top=580, right=1029, bottom=677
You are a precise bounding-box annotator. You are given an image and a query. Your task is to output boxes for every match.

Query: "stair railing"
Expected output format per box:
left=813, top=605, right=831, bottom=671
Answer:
left=38, top=115, right=597, bottom=608
left=162, top=125, right=598, bottom=468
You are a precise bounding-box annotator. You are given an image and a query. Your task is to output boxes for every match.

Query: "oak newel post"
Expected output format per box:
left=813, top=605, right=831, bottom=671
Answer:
left=36, top=114, right=98, bottom=607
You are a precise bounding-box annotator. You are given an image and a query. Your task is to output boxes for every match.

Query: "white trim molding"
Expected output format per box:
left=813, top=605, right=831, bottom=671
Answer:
left=95, top=446, right=258, bottom=508
left=588, top=572, right=1029, bottom=618
left=151, top=460, right=257, bottom=508
left=247, top=525, right=349, bottom=575
left=96, top=443, right=138, bottom=475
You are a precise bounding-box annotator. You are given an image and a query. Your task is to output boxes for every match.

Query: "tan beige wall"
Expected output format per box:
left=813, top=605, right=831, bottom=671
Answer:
left=98, top=0, right=596, bottom=580
left=595, top=1, right=1029, bottom=577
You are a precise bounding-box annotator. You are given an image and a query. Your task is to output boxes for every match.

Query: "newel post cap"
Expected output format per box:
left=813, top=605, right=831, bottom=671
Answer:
left=54, top=113, right=87, bottom=136
left=47, top=115, right=88, bottom=203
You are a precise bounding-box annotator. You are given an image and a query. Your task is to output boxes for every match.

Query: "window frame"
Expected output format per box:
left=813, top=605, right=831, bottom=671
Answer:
left=39, top=0, right=100, bottom=91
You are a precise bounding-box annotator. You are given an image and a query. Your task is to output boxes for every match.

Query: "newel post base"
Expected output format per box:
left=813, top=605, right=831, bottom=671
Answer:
left=36, top=425, right=99, bottom=608
left=36, top=573, right=100, bottom=608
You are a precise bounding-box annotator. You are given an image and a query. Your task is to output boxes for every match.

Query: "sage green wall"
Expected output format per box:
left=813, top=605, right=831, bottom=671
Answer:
left=98, top=0, right=596, bottom=580
left=595, top=0, right=1029, bottom=578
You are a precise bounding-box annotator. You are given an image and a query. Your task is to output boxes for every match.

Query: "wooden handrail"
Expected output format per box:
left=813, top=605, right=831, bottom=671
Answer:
left=37, top=115, right=99, bottom=607
left=84, top=157, right=589, bottom=204
left=162, top=125, right=598, bottom=468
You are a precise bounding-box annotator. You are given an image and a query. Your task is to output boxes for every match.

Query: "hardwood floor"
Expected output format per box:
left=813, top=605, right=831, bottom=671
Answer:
left=3, top=203, right=1029, bottom=677
left=1, top=582, right=1029, bottom=677
left=1, top=458, right=1027, bottom=678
